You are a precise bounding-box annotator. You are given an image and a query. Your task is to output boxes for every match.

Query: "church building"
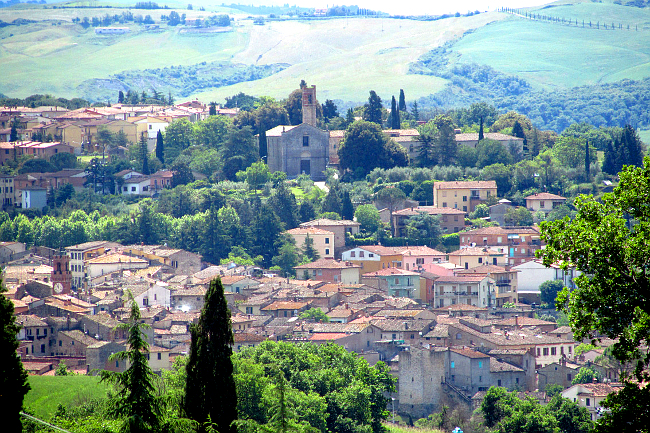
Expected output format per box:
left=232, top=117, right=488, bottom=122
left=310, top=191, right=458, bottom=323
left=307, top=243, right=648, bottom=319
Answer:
left=265, top=86, right=330, bottom=181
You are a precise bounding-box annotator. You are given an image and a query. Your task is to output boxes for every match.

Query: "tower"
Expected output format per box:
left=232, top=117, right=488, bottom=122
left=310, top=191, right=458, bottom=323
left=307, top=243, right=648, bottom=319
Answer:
left=302, top=85, right=317, bottom=126
left=51, top=254, right=72, bottom=295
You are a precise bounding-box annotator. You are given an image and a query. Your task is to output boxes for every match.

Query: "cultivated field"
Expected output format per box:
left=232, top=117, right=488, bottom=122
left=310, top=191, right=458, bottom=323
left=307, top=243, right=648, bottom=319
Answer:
left=24, top=375, right=110, bottom=420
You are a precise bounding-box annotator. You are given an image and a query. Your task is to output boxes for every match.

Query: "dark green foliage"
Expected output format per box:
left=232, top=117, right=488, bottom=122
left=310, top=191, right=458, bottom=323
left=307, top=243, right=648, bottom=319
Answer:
left=18, top=158, right=56, bottom=174
left=585, top=140, right=590, bottom=179
left=100, top=296, right=162, bottom=433
left=234, top=341, right=395, bottom=433
left=390, top=95, right=400, bottom=129
left=9, top=117, right=18, bottom=142
left=398, top=89, right=406, bottom=111
left=320, top=188, right=342, bottom=216
left=272, top=239, right=300, bottom=277
left=299, top=307, right=329, bottom=322
left=478, top=116, right=484, bottom=141
left=476, top=139, right=513, bottom=168
left=185, top=278, right=238, bottom=433
left=139, top=133, right=150, bottom=175
left=251, top=203, right=284, bottom=266
left=322, top=99, right=339, bottom=121
left=363, top=90, right=383, bottom=125
left=480, top=163, right=512, bottom=197
left=406, top=212, right=441, bottom=244
left=596, top=381, right=650, bottom=433
left=225, top=93, right=260, bottom=111
left=572, top=367, right=602, bottom=385
left=341, top=191, right=354, bottom=221
left=269, top=182, right=299, bottom=230
left=410, top=101, right=419, bottom=121
left=0, top=275, right=30, bottom=431
left=512, top=120, right=526, bottom=139
left=302, top=234, right=319, bottom=262
left=338, top=120, right=408, bottom=176
left=171, top=161, right=195, bottom=187
left=539, top=279, right=565, bottom=306
left=602, top=124, right=645, bottom=175
left=299, top=200, right=316, bottom=223
left=504, top=206, right=533, bottom=226
left=209, top=102, right=217, bottom=116
left=50, top=152, right=79, bottom=171
left=539, top=157, right=650, bottom=427
left=354, top=204, right=382, bottom=234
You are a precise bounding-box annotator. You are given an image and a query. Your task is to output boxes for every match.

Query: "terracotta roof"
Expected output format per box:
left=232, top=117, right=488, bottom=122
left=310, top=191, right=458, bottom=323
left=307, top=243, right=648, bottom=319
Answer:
left=455, top=132, right=521, bottom=142
left=490, top=358, right=524, bottom=372
left=363, top=268, right=419, bottom=277
left=349, top=245, right=401, bottom=256
left=462, top=226, right=540, bottom=235
left=393, top=206, right=466, bottom=216
left=434, top=275, right=487, bottom=283
left=261, top=301, right=308, bottom=311
left=569, top=383, right=622, bottom=397
left=499, top=317, right=557, bottom=327
left=309, top=332, right=348, bottom=341
left=301, top=218, right=360, bottom=227
left=234, top=333, right=267, bottom=343
left=525, top=192, right=566, bottom=200
left=286, top=227, right=334, bottom=236
left=448, top=247, right=505, bottom=256
left=456, top=264, right=509, bottom=275
left=60, top=330, right=100, bottom=347
left=434, top=181, right=497, bottom=190
left=396, top=246, right=446, bottom=256
left=87, top=253, right=148, bottom=265
left=16, top=314, right=47, bottom=327
left=295, top=258, right=360, bottom=269
left=450, top=348, right=490, bottom=358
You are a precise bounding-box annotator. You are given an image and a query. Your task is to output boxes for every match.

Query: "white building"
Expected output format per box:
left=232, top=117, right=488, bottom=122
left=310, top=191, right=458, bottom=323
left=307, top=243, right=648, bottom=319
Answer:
left=512, top=259, right=578, bottom=294
left=561, top=383, right=622, bottom=421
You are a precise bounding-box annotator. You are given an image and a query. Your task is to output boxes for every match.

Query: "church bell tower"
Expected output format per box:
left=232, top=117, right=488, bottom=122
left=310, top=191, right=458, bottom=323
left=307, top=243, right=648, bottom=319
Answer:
left=302, top=85, right=317, bottom=126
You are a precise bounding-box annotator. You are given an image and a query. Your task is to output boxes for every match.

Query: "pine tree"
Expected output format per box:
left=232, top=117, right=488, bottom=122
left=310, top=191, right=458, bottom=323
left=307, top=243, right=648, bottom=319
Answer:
left=622, top=124, right=644, bottom=168
left=184, top=278, right=238, bottom=433
left=270, top=182, right=300, bottom=229
left=321, top=187, right=342, bottom=216
left=411, top=101, right=419, bottom=121
left=118, top=90, right=125, bottom=104
left=302, top=234, right=319, bottom=262
left=345, top=108, right=355, bottom=126
left=398, top=89, right=406, bottom=111
left=0, top=277, right=30, bottom=431
left=209, top=102, right=217, bottom=116
left=478, top=116, right=484, bottom=141
left=603, top=139, right=618, bottom=175
left=299, top=200, right=316, bottom=223
left=155, top=130, right=164, bottom=165
left=9, top=117, right=18, bottom=142
left=363, top=90, right=383, bottom=125
left=390, top=96, right=400, bottom=129
left=512, top=120, right=526, bottom=139
left=139, top=132, right=150, bottom=175
left=341, top=190, right=354, bottom=220
left=100, top=294, right=161, bottom=433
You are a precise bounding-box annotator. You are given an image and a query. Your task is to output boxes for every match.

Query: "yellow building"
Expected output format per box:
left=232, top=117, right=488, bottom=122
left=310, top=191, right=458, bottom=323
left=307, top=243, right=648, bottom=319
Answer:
left=286, top=227, right=335, bottom=259
left=433, top=180, right=497, bottom=213
left=448, top=246, right=508, bottom=269
left=340, top=245, right=403, bottom=274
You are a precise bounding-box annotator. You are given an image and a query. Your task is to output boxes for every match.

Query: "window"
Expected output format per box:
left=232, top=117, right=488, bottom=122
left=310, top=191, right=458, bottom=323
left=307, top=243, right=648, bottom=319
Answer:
left=59, top=340, right=62, bottom=347
left=350, top=251, right=356, bottom=257
left=442, top=202, right=447, bottom=207
left=131, top=186, right=136, bottom=192
left=536, top=348, right=540, bottom=356
left=325, top=237, right=330, bottom=244
left=116, top=361, right=119, bottom=368
left=416, top=258, right=424, bottom=265
left=463, top=206, right=467, bottom=212
left=246, top=307, right=253, bottom=314
left=303, top=136, right=309, bottom=146
left=456, top=333, right=462, bottom=340
left=479, top=375, right=482, bottom=381
left=325, top=249, right=330, bottom=255
left=158, top=353, right=162, bottom=360
left=551, top=347, right=557, bottom=356
left=540, top=201, right=545, bottom=208
left=478, top=361, right=483, bottom=368
left=497, top=237, right=502, bottom=243
left=463, top=196, right=467, bottom=202
left=451, top=361, right=455, bottom=368
left=359, top=251, right=364, bottom=258
left=516, top=377, right=519, bottom=384
left=567, top=374, right=572, bottom=381
left=543, top=348, right=549, bottom=356
left=586, top=398, right=590, bottom=407
left=478, top=258, right=482, bottom=264
left=395, top=278, right=399, bottom=284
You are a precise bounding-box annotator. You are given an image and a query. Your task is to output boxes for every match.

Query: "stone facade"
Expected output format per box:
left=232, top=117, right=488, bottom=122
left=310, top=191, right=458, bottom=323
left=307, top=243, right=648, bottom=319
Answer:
left=266, top=123, right=329, bottom=181
left=398, top=346, right=447, bottom=418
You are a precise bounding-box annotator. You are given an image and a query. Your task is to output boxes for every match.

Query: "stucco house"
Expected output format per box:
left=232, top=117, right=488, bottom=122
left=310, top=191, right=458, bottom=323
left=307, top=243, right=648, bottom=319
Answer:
left=525, top=192, right=567, bottom=213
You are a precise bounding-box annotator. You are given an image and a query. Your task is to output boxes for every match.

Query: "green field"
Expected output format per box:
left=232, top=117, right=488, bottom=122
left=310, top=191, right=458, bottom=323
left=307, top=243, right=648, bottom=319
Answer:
left=1, top=0, right=650, bottom=105
left=24, top=375, right=110, bottom=420
left=452, top=3, right=650, bottom=89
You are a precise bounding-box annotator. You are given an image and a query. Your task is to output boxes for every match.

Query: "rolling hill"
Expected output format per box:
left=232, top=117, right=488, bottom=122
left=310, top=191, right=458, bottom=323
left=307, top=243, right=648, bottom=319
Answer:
left=1, top=0, right=650, bottom=131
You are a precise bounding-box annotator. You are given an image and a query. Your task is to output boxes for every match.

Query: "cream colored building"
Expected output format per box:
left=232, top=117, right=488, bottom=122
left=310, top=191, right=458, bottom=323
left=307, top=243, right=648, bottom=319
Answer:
left=286, top=227, right=335, bottom=259
left=525, top=192, right=567, bottom=213
left=433, top=180, right=497, bottom=213
left=448, top=246, right=508, bottom=269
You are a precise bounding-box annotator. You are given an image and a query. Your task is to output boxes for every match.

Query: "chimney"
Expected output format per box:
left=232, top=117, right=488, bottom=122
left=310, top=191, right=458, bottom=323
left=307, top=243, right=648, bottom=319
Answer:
left=515, top=314, right=519, bottom=328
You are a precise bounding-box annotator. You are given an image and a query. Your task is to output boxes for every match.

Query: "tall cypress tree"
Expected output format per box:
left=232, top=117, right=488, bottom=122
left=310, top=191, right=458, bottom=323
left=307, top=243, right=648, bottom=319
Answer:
left=411, top=101, right=419, bottom=121
left=398, top=89, right=406, bottom=111
left=155, top=130, right=164, bottom=165
left=139, top=132, right=150, bottom=175
left=478, top=117, right=484, bottom=141
left=390, top=96, right=400, bottom=130
left=321, top=187, right=342, bottom=216
left=341, top=190, right=354, bottom=221
left=363, top=91, right=383, bottom=125
left=1, top=278, right=30, bottom=431
left=185, top=278, right=238, bottom=433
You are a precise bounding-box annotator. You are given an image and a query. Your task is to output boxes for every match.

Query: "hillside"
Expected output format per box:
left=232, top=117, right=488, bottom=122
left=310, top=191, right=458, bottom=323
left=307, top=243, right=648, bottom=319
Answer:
left=1, top=1, right=650, bottom=130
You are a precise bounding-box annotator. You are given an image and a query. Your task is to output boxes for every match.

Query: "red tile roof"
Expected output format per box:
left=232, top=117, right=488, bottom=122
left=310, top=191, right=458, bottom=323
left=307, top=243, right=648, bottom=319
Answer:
left=525, top=192, right=566, bottom=200
left=434, top=181, right=497, bottom=189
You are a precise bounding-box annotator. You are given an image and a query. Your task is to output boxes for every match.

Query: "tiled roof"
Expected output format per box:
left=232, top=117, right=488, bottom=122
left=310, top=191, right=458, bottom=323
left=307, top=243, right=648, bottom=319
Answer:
left=16, top=314, right=47, bottom=327
left=60, top=330, right=100, bottom=347
left=301, top=218, right=360, bottom=227
left=490, top=358, right=524, bottom=372
left=434, top=181, right=497, bottom=189
left=261, top=301, right=308, bottom=311
left=525, top=192, right=566, bottom=200
left=363, top=268, right=419, bottom=277
left=234, top=333, right=267, bottom=343
left=570, top=383, right=622, bottom=397
left=294, top=258, right=360, bottom=269
left=454, top=132, right=521, bottom=142
left=66, top=241, right=112, bottom=251
left=286, top=227, right=334, bottom=236
left=372, top=318, right=432, bottom=332
left=434, top=275, right=487, bottom=283
left=499, top=317, right=557, bottom=327
left=450, top=348, right=490, bottom=359
left=393, top=206, right=466, bottom=216
left=87, top=253, right=148, bottom=264
left=462, top=226, right=540, bottom=235
left=375, top=309, right=427, bottom=318
left=309, top=332, right=348, bottom=341
left=448, top=247, right=505, bottom=256
left=350, top=245, right=402, bottom=256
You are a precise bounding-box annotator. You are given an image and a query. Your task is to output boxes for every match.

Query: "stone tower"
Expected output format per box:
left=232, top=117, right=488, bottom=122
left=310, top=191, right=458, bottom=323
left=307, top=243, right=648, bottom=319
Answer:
left=51, top=254, right=72, bottom=295
left=302, top=85, right=317, bottom=126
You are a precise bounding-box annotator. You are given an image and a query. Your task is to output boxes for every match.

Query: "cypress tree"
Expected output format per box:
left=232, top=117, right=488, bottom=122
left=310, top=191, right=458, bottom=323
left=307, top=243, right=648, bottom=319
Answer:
left=478, top=117, right=484, bottom=141
left=118, top=90, right=125, bottom=104
left=155, top=130, right=164, bottom=164
left=139, top=132, right=150, bottom=175
left=390, top=96, right=400, bottom=129
left=302, top=234, right=320, bottom=262
left=1, top=278, right=30, bottom=431
left=209, top=102, right=217, bottom=116
left=185, top=278, right=238, bottom=433
left=411, top=101, right=419, bottom=121
left=299, top=200, right=316, bottom=223
left=341, top=190, right=354, bottom=220
left=363, top=91, right=383, bottom=125
left=321, top=187, right=342, bottom=216
left=622, top=124, right=643, bottom=167
left=398, top=89, right=406, bottom=111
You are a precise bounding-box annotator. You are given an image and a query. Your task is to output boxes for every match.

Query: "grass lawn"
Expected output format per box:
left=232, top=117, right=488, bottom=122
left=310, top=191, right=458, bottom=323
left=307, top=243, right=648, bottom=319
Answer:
left=452, top=3, right=650, bottom=90
left=24, top=375, right=110, bottom=421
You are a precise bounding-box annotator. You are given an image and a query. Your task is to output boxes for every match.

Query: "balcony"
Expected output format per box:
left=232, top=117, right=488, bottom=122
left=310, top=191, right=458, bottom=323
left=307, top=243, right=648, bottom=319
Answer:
left=496, top=279, right=511, bottom=286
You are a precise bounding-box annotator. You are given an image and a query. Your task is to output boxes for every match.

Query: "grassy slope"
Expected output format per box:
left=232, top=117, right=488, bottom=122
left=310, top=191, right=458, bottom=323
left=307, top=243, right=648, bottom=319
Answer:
left=24, top=375, right=110, bottom=420
left=452, top=3, right=650, bottom=89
